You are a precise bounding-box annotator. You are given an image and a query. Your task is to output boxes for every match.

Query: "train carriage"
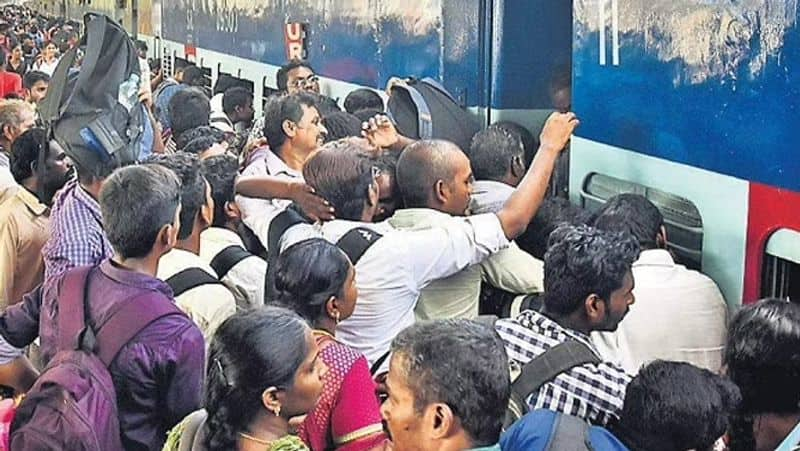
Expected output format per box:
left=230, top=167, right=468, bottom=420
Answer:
left=34, top=0, right=800, bottom=308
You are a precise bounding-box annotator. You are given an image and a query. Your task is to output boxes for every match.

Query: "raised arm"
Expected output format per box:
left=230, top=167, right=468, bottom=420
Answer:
left=235, top=176, right=335, bottom=222
left=496, top=112, right=579, bottom=239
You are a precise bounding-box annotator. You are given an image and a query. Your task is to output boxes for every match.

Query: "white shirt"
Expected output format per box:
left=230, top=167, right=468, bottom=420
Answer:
left=387, top=208, right=543, bottom=320
left=199, top=227, right=267, bottom=309
left=238, top=148, right=303, bottom=250
left=157, top=248, right=237, bottom=343
left=471, top=180, right=516, bottom=215
left=591, top=249, right=728, bottom=374
left=275, top=214, right=510, bottom=369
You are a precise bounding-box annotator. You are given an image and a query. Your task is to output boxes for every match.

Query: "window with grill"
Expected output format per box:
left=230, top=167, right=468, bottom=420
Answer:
left=580, top=173, right=704, bottom=270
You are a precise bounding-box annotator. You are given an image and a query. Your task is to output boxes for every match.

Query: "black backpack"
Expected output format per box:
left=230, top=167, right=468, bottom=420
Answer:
left=39, top=13, right=146, bottom=177
left=387, top=77, right=481, bottom=152
left=503, top=340, right=601, bottom=430
left=264, top=206, right=383, bottom=302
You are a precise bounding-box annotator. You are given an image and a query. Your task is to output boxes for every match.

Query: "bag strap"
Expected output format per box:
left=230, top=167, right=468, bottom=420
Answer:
left=210, top=245, right=252, bottom=279
left=512, top=340, right=601, bottom=404
left=57, top=266, right=94, bottom=351
left=267, top=207, right=309, bottom=257
left=546, top=413, right=592, bottom=451
left=336, top=227, right=383, bottom=265
left=166, top=268, right=223, bottom=298
left=389, top=83, right=433, bottom=139
left=370, top=350, right=391, bottom=376
left=94, top=292, right=182, bottom=366
left=38, top=46, right=78, bottom=125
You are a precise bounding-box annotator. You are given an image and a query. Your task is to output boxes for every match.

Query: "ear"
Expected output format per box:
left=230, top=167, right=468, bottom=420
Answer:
left=584, top=294, right=606, bottom=324
left=428, top=403, right=456, bottom=440
left=434, top=179, right=449, bottom=205
left=325, top=295, right=338, bottom=319
left=224, top=200, right=241, bottom=222
left=2, top=124, right=13, bottom=141
left=157, top=222, right=178, bottom=253
left=261, top=387, right=282, bottom=416
left=656, top=225, right=668, bottom=249
left=367, top=182, right=379, bottom=208
left=510, top=155, right=525, bottom=178
left=282, top=119, right=297, bottom=139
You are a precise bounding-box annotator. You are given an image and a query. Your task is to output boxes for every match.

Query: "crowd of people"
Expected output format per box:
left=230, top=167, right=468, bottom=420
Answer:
left=0, top=4, right=797, bottom=451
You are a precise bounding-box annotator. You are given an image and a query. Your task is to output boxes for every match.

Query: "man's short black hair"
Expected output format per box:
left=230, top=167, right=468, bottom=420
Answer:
left=201, top=154, right=238, bottom=228
left=276, top=59, right=314, bottom=92
left=344, top=88, right=383, bottom=114
left=169, top=87, right=210, bottom=137
left=261, top=92, right=317, bottom=151
left=100, top=165, right=181, bottom=259
left=613, top=360, right=740, bottom=451
left=492, top=121, right=539, bottom=168
left=303, top=139, right=376, bottom=221
left=222, top=87, right=253, bottom=116
left=392, top=319, right=510, bottom=447
left=516, top=197, right=593, bottom=260
left=175, top=125, right=225, bottom=152
left=9, top=126, right=45, bottom=182
left=321, top=111, right=361, bottom=143
left=311, top=93, right=341, bottom=117
left=543, top=225, right=639, bottom=315
left=592, top=194, right=664, bottom=250
left=147, top=153, right=207, bottom=240
left=396, top=139, right=461, bottom=208
left=182, top=65, right=205, bottom=87
left=22, top=70, right=49, bottom=89
left=352, top=107, right=384, bottom=123
left=725, top=299, right=800, bottom=415
left=466, top=126, right=524, bottom=182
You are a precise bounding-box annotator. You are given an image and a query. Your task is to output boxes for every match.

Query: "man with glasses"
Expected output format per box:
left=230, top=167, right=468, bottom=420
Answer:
left=238, top=92, right=328, bottom=251
left=277, top=59, right=320, bottom=94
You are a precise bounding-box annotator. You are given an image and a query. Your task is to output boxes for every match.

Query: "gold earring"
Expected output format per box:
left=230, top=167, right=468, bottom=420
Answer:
left=333, top=311, right=341, bottom=325
left=274, top=405, right=281, bottom=417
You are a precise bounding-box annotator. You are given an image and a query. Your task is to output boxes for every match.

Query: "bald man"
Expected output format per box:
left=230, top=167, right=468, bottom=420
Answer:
left=388, top=139, right=545, bottom=320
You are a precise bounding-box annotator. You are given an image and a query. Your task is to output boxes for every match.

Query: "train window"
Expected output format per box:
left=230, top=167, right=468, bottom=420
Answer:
left=216, top=72, right=255, bottom=95
left=761, top=228, right=800, bottom=301
left=580, top=173, right=704, bottom=270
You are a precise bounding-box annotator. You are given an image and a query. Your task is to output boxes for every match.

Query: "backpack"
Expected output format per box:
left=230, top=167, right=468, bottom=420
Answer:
left=165, top=268, right=225, bottom=298
left=501, top=409, right=629, bottom=451
left=504, top=340, right=601, bottom=430
left=39, top=13, right=146, bottom=178
left=9, top=266, right=183, bottom=450
left=264, top=206, right=383, bottom=302
left=387, top=77, right=481, bottom=152
left=210, top=245, right=253, bottom=280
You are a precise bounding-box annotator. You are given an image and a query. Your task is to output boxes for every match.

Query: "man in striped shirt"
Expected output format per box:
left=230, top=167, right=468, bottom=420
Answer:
left=495, top=224, right=639, bottom=426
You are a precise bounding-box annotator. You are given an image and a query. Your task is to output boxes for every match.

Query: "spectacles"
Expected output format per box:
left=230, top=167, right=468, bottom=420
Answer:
left=290, top=75, right=319, bottom=89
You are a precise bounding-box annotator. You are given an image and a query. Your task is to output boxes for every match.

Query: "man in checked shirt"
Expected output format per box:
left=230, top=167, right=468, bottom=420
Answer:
left=495, top=224, right=639, bottom=426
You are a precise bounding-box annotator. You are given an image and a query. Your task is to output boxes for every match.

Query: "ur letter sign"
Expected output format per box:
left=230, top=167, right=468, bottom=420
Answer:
left=284, top=23, right=308, bottom=61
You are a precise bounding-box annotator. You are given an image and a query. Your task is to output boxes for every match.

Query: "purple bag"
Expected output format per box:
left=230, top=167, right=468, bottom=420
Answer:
left=9, top=266, right=181, bottom=450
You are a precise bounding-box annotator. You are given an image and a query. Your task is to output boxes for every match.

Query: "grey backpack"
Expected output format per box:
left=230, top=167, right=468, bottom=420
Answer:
left=39, top=13, right=146, bottom=177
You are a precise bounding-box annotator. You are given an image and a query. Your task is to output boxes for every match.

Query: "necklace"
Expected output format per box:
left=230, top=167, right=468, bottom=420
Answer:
left=312, top=329, right=335, bottom=339
left=239, top=431, right=273, bottom=446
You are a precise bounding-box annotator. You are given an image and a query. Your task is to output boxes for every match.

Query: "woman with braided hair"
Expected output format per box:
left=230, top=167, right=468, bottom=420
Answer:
left=163, top=306, right=326, bottom=451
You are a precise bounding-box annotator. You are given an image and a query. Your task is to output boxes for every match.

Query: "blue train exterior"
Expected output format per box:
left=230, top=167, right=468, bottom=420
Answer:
left=41, top=0, right=800, bottom=307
